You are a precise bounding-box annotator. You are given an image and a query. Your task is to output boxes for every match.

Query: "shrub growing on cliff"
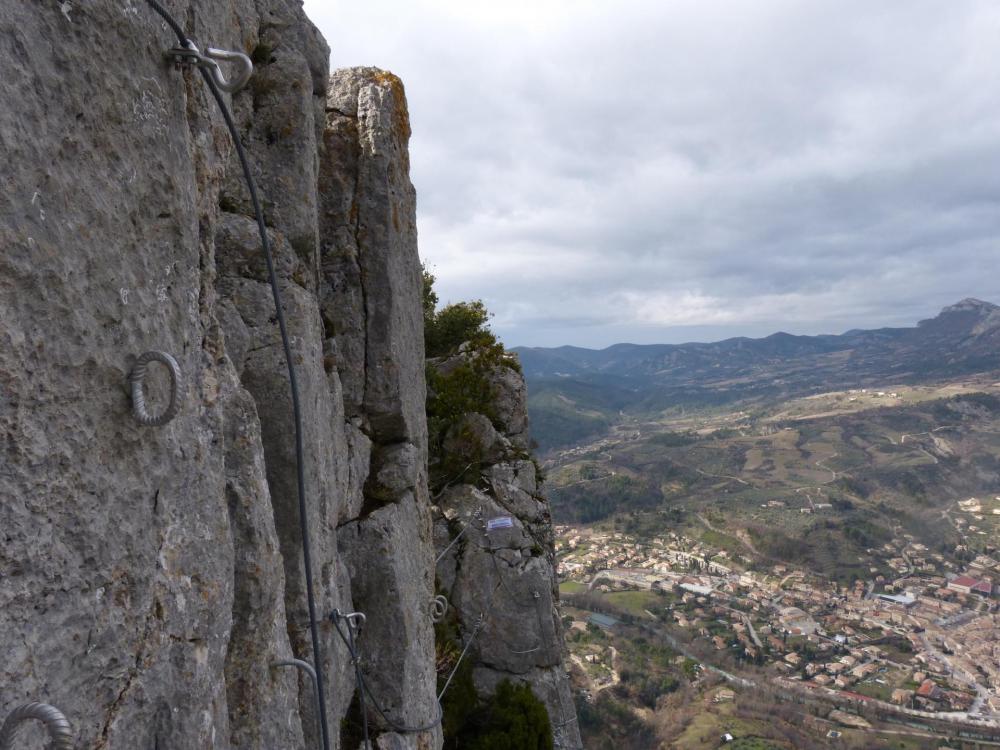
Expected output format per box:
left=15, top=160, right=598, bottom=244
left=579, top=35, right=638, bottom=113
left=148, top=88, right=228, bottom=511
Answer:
left=437, top=610, right=552, bottom=749
left=424, top=272, right=552, bottom=748
left=423, top=265, right=493, bottom=359
left=427, top=300, right=493, bottom=359
left=451, top=680, right=553, bottom=750
left=423, top=267, right=521, bottom=489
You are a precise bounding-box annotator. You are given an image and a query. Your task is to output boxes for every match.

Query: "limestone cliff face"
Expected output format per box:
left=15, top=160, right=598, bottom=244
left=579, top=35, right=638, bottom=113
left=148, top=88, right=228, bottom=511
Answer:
left=432, top=358, right=583, bottom=750
left=0, top=3, right=436, bottom=748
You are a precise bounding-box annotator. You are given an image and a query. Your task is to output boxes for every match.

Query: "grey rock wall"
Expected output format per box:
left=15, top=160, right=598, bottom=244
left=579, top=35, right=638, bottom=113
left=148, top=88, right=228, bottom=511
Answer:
left=432, top=358, right=582, bottom=750
left=0, top=3, right=437, bottom=749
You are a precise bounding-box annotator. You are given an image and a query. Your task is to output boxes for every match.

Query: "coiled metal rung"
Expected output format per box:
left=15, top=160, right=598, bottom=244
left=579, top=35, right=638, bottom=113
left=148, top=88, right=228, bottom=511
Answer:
left=0, top=702, right=74, bottom=750
left=130, top=350, right=182, bottom=427
left=430, top=594, right=448, bottom=623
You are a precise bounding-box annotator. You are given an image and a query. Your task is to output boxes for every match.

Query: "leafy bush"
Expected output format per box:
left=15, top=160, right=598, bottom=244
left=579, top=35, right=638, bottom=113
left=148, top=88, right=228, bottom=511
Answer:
left=446, top=680, right=553, bottom=750
left=427, top=300, right=493, bottom=359
left=426, top=337, right=512, bottom=487
left=425, top=271, right=553, bottom=748
left=423, top=265, right=496, bottom=359
left=423, top=267, right=521, bottom=488
left=575, top=692, right=657, bottom=750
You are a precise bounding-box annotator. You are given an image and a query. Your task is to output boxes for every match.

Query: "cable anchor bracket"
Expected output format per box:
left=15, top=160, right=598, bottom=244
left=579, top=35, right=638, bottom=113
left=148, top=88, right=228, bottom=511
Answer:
left=329, top=609, right=367, bottom=633
left=165, top=41, right=253, bottom=94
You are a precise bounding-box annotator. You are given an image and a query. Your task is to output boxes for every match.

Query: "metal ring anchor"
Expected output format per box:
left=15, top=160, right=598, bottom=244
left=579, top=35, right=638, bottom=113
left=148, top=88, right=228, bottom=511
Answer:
left=166, top=41, right=253, bottom=94
left=0, top=703, right=74, bottom=750
left=130, top=350, right=182, bottom=427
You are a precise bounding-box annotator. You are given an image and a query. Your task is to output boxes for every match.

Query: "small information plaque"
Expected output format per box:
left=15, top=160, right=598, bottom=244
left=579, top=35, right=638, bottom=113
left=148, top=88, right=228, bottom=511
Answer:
left=486, top=516, right=514, bottom=531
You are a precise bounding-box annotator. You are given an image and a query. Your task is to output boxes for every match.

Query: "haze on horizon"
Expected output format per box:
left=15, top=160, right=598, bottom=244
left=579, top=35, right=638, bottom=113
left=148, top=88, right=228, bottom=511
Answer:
left=305, top=0, right=1000, bottom=349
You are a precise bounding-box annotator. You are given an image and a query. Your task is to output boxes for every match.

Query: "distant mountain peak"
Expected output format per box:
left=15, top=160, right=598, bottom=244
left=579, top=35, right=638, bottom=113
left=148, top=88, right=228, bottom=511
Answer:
left=917, top=298, right=999, bottom=332
left=940, top=298, right=998, bottom=315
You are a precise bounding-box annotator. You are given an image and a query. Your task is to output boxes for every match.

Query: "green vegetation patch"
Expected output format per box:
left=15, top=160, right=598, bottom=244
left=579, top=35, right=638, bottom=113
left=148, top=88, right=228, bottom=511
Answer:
left=602, top=590, right=664, bottom=618
left=549, top=475, right=663, bottom=524
left=423, top=266, right=523, bottom=490
left=448, top=680, right=553, bottom=750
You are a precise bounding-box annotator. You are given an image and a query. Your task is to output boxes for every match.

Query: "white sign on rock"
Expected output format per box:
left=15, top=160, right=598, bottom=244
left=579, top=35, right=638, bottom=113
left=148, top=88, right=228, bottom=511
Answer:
left=487, top=516, right=514, bottom=531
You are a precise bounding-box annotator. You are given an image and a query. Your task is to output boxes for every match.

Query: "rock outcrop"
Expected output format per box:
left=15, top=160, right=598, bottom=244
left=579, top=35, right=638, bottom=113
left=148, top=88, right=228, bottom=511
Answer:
left=432, top=356, right=583, bottom=750
left=0, top=4, right=437, bottom=749
left=0, top=4, right=577, bottom=749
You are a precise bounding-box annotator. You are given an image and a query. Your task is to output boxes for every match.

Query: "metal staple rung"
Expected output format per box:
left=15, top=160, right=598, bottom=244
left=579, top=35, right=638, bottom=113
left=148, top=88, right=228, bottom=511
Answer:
left=510, top=644, right=541, bottom=654
left=271, top=659, right=323, bottom=748
left=130, top=350, right=182, bottom=427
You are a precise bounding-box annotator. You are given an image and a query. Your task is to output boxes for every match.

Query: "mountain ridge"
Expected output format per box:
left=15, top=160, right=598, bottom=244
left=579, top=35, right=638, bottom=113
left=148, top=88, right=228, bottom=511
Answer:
left=515, top=299, right=1000, bottom=451
left=514, top=298, right=1000, bottom=379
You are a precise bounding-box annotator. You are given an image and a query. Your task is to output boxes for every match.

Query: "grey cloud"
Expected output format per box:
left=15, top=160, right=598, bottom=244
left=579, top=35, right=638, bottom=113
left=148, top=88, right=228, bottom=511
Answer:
left=305, top=0, right=1000, bottom=347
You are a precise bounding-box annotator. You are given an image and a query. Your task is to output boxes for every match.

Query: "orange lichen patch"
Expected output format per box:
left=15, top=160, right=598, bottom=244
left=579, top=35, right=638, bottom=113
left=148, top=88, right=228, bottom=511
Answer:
left=371, top=69, right=411, bottom=140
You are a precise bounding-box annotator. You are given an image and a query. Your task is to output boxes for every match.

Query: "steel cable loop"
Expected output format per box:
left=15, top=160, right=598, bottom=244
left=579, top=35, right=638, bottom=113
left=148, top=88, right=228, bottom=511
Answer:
left=138, top=3, right=332, bottom=749
left=130, top=350, right=182, bottom=426
left=0, top=703, right=74, bottom=750
left=509, top=643, right=541, bottom=655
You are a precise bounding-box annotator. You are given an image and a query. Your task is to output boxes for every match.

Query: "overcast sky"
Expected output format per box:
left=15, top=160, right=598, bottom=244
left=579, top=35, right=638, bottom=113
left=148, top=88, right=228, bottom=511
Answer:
left=302, top=0, right=1000, bottom=348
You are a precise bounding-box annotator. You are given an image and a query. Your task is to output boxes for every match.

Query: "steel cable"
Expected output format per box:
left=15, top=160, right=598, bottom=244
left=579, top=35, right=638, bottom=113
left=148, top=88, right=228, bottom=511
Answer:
left=435, top=524, right=467, bottom=563
left=138, top=3, right=332, bottom=748
left=345, top=618, right=371, bottom=748
left=452, top=520, right=548, bottom=652
left=434, top=611, right=489, bottom=701
left=330, top=614, right=444, bottom=734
